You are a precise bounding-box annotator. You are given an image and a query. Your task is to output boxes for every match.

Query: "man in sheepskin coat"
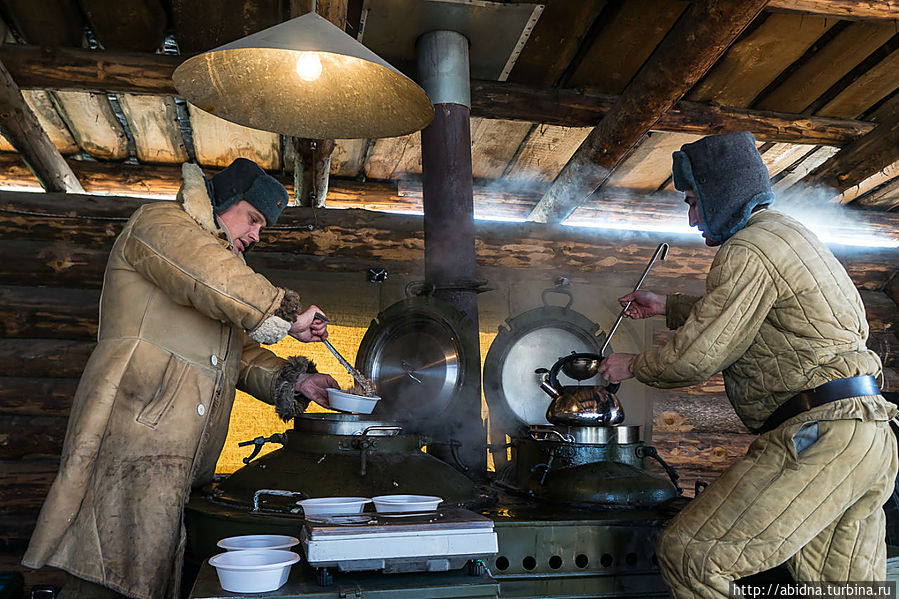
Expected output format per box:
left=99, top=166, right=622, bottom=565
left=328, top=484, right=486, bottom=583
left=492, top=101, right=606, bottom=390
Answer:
left=22, top=158, right=339, bottom=599
left=599, top=132, right=897, bottom=598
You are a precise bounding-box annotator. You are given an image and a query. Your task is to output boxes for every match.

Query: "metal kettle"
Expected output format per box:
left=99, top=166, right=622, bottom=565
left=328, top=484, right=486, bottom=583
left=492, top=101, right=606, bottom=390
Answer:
left=537, top=352, right=624, bottom=427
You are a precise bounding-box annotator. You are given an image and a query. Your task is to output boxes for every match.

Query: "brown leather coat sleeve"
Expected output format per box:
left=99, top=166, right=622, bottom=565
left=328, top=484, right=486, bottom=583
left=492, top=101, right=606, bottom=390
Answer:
left=121, top=204, right=284, bottom=333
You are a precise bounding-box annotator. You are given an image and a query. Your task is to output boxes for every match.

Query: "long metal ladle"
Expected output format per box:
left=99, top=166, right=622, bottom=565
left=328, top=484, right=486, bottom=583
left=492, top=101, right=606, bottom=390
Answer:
left=599, top=242, right=670, bottom=356
left=313, top=313, right=376, bottom=396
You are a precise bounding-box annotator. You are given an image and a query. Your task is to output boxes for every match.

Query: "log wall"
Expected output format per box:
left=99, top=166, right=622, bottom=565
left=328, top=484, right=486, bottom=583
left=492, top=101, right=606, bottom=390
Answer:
left=1, top=191, right=897, bottom=550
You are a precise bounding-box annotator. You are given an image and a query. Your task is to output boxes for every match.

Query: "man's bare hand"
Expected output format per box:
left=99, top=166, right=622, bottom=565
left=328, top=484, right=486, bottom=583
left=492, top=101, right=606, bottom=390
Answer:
left=289, top=305, right=329, bottom=342
left=295, top=373, right=339, bottom=409
left=597, top=353, right=637, bottom=384
left=618, top=291, right=666, bottom=319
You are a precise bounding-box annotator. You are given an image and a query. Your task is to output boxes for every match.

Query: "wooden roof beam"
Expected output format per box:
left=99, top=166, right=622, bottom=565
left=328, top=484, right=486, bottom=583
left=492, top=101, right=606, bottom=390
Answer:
left=0, top=44, right=876, bottom=147
left=471, top=80, right=874, bottom=146
left=803, top=110, right=899, bottom=194
left=527, top=0, right=770, bottom=224
left=0, top=58, right=82, bottom=193
left=767, top=1, right=899, bottom=21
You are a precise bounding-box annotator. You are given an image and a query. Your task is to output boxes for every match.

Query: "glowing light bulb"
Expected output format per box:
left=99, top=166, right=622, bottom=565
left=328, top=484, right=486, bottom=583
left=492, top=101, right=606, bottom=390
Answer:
left=295, top=52, right=322, bottom=82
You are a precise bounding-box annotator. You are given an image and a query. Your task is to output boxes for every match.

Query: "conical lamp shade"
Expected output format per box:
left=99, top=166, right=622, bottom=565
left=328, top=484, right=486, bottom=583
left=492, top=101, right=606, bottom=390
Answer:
left=173, top=12, right=433, bottom=139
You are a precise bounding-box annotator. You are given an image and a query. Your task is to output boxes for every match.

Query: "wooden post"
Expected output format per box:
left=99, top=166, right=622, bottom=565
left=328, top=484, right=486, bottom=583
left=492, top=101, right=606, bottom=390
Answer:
left=0, top=59, right=82, bottom=193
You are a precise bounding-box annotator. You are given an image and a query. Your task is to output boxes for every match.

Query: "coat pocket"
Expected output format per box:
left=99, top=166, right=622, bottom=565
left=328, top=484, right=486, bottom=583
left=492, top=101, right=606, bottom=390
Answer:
left=137, top=353, right=188, bottom=428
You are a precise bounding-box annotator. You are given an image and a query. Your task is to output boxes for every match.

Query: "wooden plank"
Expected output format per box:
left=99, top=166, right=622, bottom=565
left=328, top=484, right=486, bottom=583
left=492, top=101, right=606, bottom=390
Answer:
left=51, top=90, right=128, bottom=160
left=363, top=133, right=420, bottom=180
left=0, top=0, right=83, bottom=46
left=605, top=132, right=702, bottom=190
left=22, top=90, right=78, bottom=154
left=528, top=0, right=771, bottom=223
left=328, top=139, right=367, bottom=178
left=653, top=431, right=755, bottom=472
left=862, top=289, right=899, bottom=333
left=772, top=145, right=840, bottom=195
left=470, top=118, right=533, bottom=180
left=816, top=47, right=899, bottom=118
left=0, top=459, right=59, bottom=513
left=805, top=112, right=899, bottom=192
left=855, top=174, right=899, bottom=210
left=688, top=13, right=836, bottom=107
left=839, top=160, right=899, bottom=204
left=80, top=0, right=167, bottom=52
left=0, top=239, right=109, bottom=287
left=116, top=94, right=188, bottom=164
left=505, top=125, right=592, bottom=182
left=0, top=286, right=99, bottom=340
left=170, top=0, right=283, bottom=54
left=767, top=0, right=899, bottom=20
left=754, top=22, right=897, bottom=114
left=505, top=0, right=607, bottom=86
left=188, top=103, right=281, bottom=170
left=0, top=339, right=94, bottom=378
left=566, top=0, right=688, bottom=93
left=0, top=59, right=82, bottom=191
left=0, top=44, right=878, bottom=147
left=0, top=377, right=76, bottom=416
left=0, top=414, right=66, bottom=460
left=760, top=142, right=818, bottom=178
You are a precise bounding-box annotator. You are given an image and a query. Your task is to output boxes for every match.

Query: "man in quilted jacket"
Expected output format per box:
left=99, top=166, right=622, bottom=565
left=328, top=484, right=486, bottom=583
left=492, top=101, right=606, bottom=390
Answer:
left=599, top=131, right=897, bottom=598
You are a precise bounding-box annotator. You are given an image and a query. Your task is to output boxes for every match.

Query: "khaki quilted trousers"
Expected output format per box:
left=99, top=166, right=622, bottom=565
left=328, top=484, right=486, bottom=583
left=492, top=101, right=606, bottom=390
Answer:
left=656, top=418, right=897, bottom=599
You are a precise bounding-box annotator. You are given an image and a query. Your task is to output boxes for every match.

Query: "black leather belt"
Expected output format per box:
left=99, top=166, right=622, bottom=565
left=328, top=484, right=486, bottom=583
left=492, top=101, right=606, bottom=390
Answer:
left=757, top=375, right=881, bottom=434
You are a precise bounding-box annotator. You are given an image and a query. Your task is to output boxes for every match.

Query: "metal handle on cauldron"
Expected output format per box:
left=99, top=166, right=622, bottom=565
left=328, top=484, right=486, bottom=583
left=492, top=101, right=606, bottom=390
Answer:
left=636, top=445, right=683, bottom=495
left=238, top=433, right=285, bottom=464
left=252, top=489, right=309, bottom=512
left=357, top=425, right=402, bottom=437
left=600, top=242, right=669, bottom=356
left=528, top=426, right=575, bottom=443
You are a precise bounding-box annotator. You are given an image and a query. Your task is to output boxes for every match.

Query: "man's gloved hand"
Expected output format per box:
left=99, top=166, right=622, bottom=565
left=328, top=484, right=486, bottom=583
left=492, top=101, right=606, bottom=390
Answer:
left=618, top=291, right=666, bottom=319
left=289, top=305, right=329, bottom=342
left=598, top=353, right=637, bottom=385
left=295, top=373, right=339, bottom=409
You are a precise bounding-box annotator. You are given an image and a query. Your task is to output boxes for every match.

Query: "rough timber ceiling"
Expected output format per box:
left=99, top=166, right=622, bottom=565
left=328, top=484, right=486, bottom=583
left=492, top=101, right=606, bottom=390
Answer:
left=0, top=0, right=897, bottom=227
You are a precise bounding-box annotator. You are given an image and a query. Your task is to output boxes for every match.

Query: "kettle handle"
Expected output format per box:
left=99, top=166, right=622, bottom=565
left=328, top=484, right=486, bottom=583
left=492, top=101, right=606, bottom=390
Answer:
left=547, top=352, right=619, bottom=393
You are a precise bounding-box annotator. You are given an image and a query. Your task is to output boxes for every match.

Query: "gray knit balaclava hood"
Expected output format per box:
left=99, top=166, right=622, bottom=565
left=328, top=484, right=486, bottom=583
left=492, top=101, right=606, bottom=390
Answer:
left=205, top=157, right=289, bottom=226
left=671, top=131, right=774, bottom=244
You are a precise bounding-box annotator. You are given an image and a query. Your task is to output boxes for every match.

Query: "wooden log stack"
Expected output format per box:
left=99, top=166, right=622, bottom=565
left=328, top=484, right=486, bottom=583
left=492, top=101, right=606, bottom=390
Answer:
left=1, top=190, right=897, bottom=547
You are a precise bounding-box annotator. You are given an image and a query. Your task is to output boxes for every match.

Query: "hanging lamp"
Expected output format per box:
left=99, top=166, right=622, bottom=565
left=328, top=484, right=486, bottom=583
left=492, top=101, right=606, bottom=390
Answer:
left=172, top=12, right=434, bottom=139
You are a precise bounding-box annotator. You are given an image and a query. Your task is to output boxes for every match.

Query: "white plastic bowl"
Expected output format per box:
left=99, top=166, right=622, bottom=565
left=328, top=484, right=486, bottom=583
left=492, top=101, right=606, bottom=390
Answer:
left=371, top=494, right=443, bottom=513
left=217, top=534, right=299, bottom=551
left=208, top=549, right=300, bottom=593
left=298, top=496, right=372, bottom=516
left=328, top=389, right=381, bottom=414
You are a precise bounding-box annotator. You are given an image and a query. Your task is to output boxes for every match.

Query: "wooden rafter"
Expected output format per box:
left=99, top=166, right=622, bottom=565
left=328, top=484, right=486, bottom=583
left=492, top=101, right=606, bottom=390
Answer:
left=804, top=111, right=899, bottom=193
left=767, top=1, right=899, bottom=20
left=0, top=44, right=877, bottom=148
left=527, top=0, right=770, bottom=224
left=0, top=59, right=82, bottom=193
left=471, top=81, right=874, bottom=146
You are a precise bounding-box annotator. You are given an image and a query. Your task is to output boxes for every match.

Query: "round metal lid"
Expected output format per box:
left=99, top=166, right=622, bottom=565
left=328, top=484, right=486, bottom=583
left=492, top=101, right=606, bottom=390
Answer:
left=356, top=294, right=479, bottom=423
left=484, top=285, right=609, bottom=432
left=293, top=413, right=403, bottom=436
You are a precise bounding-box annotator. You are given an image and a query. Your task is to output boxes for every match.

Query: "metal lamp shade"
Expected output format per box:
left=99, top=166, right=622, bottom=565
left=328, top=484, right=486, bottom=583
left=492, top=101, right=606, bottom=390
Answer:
left=172, top=12, right=434, bottom=139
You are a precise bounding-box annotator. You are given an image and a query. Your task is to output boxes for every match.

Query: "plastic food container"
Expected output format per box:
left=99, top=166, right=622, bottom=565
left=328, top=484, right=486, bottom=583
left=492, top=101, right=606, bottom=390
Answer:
left=208, top=549, right=300, bottom=593
left=217, top=534, right=299, bottom=551
left=371, top=495, right=443, bottom=513
left=327, top=389, right=380, bottom=414
left=298, top=496, right=372, bottom=516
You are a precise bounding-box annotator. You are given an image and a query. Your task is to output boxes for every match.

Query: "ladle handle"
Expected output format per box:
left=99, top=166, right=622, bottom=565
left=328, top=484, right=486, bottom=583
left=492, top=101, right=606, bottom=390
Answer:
left=600, top=242, right=669, bottom=356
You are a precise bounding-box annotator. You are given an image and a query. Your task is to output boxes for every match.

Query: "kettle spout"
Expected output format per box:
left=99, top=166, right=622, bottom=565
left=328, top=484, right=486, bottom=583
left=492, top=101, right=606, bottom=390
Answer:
left=539, top=380, right=560, bottom=399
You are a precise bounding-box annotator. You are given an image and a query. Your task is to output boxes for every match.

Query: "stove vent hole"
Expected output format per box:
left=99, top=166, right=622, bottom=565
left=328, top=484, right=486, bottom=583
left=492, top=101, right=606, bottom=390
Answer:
left=576, top=554, right=590, bottom=568
left=495, top=556, right=509, bottom=571
left=522, top=556, right=537, bottom=571
left=548, top=555, right=563, bottom=570
left=600, top=553, right=613, bottom=568
left=625, top=552, right=639, bottom=567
